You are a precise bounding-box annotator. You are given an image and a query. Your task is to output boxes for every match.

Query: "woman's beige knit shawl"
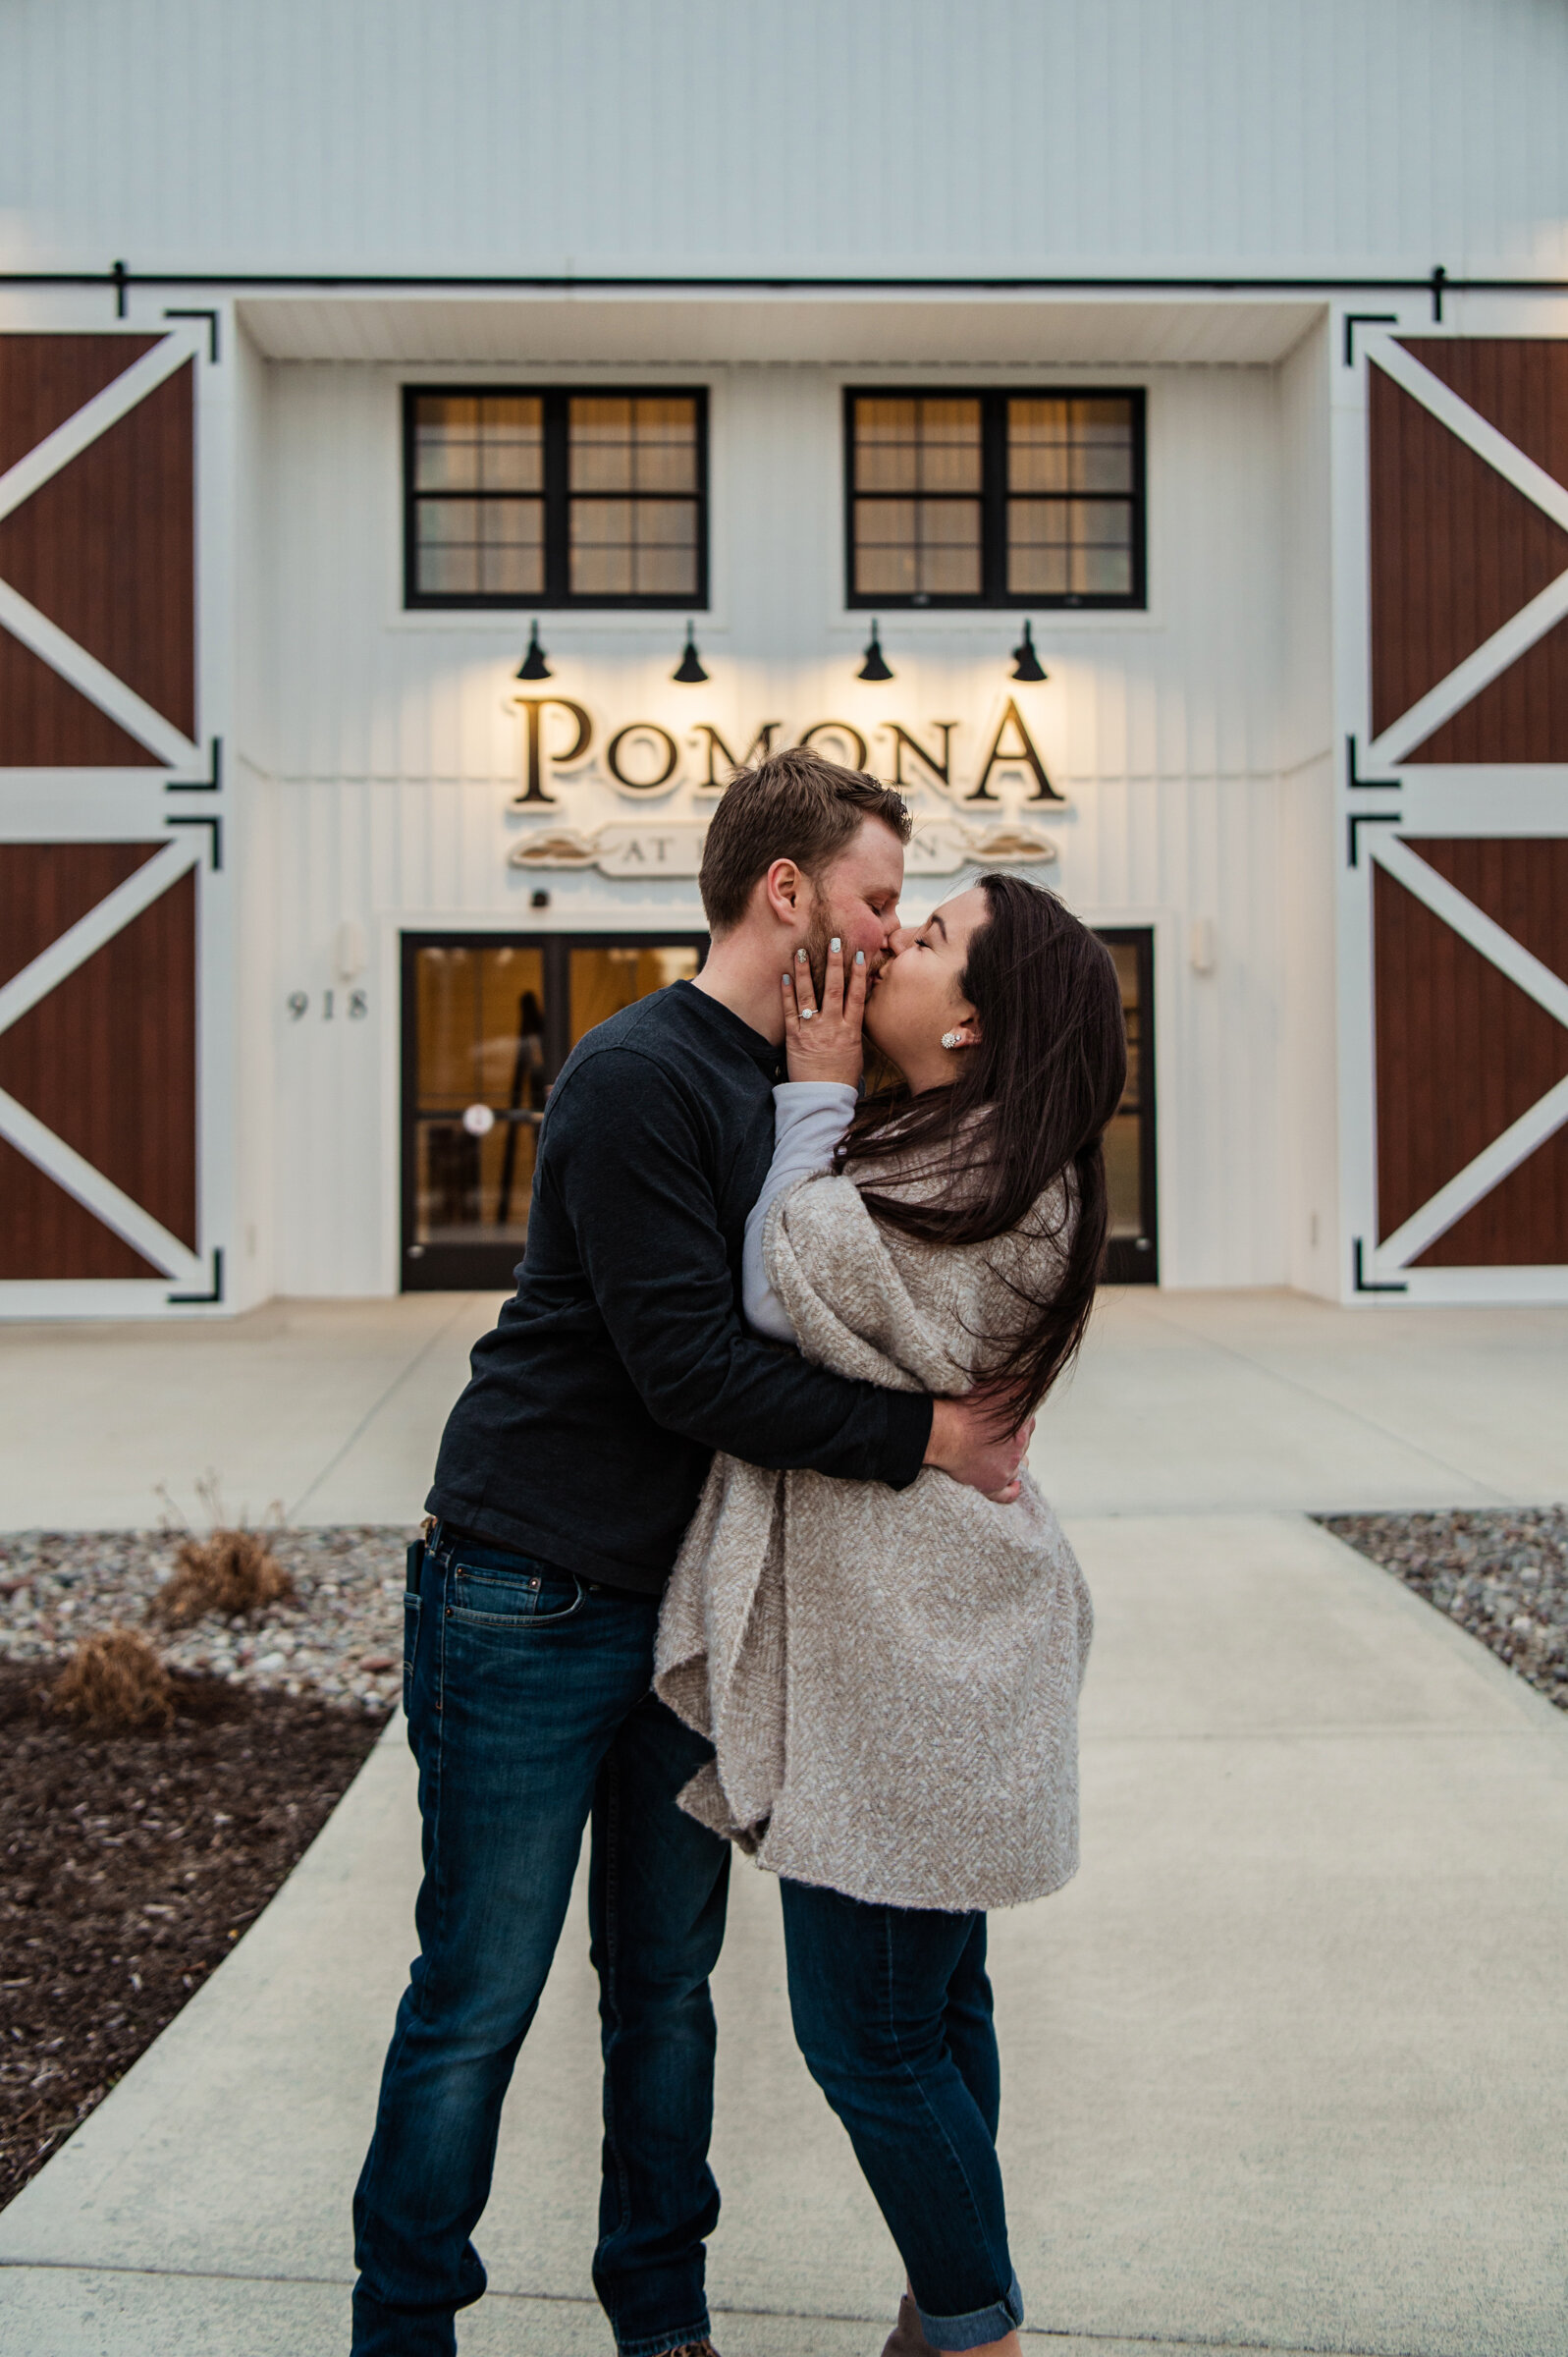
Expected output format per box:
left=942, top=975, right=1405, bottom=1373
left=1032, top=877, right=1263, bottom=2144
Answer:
left=654, top=1147, right=1094, bottom=1913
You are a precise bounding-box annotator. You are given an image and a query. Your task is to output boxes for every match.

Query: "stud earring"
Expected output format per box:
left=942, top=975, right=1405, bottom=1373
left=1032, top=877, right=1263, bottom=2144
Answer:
left=942, top=1030, right=965, bottom=1050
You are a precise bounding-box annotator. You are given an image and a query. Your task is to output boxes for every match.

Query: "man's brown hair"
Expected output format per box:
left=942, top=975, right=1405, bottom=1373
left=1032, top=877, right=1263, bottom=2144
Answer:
left=698, top=746, right=911, bottom=934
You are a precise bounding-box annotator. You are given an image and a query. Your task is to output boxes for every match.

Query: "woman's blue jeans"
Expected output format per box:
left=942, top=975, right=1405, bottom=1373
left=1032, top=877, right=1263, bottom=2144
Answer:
left=351, top=1527, right=730, bottom=2357
left=780, top=1881, right=1024, bottom=2352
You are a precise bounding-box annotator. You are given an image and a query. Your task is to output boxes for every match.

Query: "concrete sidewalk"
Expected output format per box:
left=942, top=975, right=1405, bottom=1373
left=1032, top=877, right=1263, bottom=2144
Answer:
left=2, top=1287, right=1565, bottom=1529
left=1, top=1294, right=1566, bottom=2355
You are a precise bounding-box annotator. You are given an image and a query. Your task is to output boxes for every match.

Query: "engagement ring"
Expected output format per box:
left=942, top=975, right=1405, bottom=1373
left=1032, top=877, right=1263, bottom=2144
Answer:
left=798, top=1009, right=816, bottom=1020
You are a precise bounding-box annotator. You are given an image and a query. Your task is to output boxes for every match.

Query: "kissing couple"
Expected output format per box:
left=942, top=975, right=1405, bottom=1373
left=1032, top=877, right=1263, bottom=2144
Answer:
left=351, top=748, right=1127, bottom=2357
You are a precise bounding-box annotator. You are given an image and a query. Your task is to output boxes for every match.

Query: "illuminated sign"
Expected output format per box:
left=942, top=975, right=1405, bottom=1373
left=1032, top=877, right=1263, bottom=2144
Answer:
left=509, top=695, right=1062, bottom=806
left=507, top=817, right=1056, bottom=879
left=504, top=685, right=1067, bottom=878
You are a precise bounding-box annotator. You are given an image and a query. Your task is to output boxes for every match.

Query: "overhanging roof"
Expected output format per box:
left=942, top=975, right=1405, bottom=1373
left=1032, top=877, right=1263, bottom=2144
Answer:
left=236, top=292, right=1323, bottom=368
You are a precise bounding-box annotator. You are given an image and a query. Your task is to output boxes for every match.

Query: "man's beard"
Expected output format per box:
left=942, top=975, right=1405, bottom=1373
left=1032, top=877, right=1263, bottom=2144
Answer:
left=803, top=907, right=884, bottom=1000
left=803, top=904, right=835, bottom=1001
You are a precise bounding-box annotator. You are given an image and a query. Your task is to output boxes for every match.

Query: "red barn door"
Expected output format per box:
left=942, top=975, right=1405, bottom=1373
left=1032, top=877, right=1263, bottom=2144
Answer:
left=1355, top=334, right=1568, bottom=1291
left=0, top=326, right=218, bottom=1307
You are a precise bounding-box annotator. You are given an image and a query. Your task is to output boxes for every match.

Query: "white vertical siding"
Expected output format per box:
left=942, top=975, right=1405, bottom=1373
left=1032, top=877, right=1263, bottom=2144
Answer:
left=249, top=351, right=1314, bottom=1294
left=227, top=322, right=279, bottom=1311
left=2, top=0, right=1567, bottom=281
left=1276, top=318, right=1339, bottom=1300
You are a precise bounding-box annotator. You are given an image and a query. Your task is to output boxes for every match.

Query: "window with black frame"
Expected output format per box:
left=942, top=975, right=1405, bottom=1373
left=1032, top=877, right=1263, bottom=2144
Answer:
left=404, top=388, right=708, bottom=607
left=845, top=389, right=1145, bottom=608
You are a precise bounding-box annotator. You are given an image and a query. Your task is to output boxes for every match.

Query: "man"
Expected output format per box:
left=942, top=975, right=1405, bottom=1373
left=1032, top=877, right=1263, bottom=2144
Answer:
left=351, top=749, right=1031, bottom=2357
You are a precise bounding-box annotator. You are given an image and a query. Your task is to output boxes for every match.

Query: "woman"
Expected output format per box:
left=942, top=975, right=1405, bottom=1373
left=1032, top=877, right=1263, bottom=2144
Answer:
left=656, top=873, right=1126, bottom=2357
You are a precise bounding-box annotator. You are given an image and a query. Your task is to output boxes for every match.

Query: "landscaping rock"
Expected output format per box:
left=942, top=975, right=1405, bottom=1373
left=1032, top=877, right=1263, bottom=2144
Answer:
left=0, top=1528, right=411, bottom=1714
left=1320, top=1507, right=1568, bottom=1712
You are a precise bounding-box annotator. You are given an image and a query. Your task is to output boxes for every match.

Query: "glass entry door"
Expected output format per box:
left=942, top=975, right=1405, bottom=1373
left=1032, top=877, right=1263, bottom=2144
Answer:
left=401, top=932, right=706, bottom=1288
left=402, top=923, right=1154, bottom=1290
left=1096, top=928, right=1158, bottom=1282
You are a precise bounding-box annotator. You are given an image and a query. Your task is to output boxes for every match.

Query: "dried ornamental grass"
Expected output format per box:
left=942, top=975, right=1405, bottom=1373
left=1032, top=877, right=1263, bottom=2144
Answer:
left=149, top=1526, right=296, bottom=1629
left=51, top=1628, right=175, bottom=1735
left=146, top=1476, right=295, bottom=1629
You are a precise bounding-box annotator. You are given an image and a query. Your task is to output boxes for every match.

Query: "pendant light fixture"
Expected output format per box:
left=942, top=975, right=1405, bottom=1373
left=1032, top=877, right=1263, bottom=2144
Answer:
left=515, top=621, right=552, bottom=682
left=857, top=620, right=893, bottom=683
left=673, top=621, right=709, bottom=684
left=1010, top=620, right=1047, bottom=683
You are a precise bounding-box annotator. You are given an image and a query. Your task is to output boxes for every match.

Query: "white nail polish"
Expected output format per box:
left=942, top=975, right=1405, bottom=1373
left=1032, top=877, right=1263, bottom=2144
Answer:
left=854, top=950, right=865, bottom=964
left=830, top=937, right=840, bottom=953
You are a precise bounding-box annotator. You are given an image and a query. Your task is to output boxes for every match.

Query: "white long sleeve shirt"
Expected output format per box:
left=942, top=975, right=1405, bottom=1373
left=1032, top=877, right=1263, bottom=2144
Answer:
left=741, top=1081, right=859, bottom=1343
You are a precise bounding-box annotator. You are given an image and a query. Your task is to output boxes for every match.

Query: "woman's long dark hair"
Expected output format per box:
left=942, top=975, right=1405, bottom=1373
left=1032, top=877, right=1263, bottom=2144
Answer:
left=838, top=873, right=1127, bottom=1423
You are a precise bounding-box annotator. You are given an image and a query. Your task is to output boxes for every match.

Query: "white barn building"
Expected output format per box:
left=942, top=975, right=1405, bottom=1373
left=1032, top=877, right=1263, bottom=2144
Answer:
left=2, top=0, right=1566, bottom=1314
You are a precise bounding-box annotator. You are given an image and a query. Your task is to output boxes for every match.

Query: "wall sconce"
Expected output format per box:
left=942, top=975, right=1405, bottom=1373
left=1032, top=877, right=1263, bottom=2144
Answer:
left=335, top=919, right=366, bottom=982
left=515, top=622, right=552, bottom=682
left=673, top=622, right=709, bottom=684
left=857, top=621, right=893, bottom=683
left=1010, top=621, right=1047, bottom=683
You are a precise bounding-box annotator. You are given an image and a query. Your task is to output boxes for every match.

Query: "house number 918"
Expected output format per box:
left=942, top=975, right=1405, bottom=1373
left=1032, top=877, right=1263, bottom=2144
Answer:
left=287, top=991, right=368, bottom=1019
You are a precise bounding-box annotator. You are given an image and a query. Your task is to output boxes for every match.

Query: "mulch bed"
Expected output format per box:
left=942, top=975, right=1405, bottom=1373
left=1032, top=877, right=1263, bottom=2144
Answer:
left=0, top=1661, right=389, bottom=2210
left=1320, top=1506, right=1568, bottom=1712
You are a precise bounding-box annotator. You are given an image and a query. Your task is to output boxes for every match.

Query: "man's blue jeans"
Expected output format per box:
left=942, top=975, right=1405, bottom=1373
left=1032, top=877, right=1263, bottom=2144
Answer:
left=351, top=1526, right=730, bottom=2357
left=780, top=1881, right=1024, bottom=2352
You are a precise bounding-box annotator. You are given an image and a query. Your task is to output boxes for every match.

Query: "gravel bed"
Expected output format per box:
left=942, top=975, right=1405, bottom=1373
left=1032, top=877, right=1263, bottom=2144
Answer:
left=0, top=1527, right=415, bottom=1712
left=1320, top=1506, right=1568, bottom=1711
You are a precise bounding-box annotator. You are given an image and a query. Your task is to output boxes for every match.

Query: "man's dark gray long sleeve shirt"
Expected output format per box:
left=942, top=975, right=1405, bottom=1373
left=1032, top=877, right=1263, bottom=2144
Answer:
left=426, top=980, right=933, bottom=1593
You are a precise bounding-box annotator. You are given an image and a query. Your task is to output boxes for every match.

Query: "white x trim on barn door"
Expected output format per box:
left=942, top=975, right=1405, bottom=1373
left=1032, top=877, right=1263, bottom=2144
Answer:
left=0, top=330, right=203, bottom=772
left=0, top=838, right=205, bottom=1284
left=1367, top=834, right=1568, bottom=1276
left=1365, top=337, right=1568, bottom=768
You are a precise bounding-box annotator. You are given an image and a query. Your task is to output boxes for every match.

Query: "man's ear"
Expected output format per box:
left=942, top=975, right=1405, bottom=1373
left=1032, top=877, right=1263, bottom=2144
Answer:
left=762, top=857, right=806, bottom=926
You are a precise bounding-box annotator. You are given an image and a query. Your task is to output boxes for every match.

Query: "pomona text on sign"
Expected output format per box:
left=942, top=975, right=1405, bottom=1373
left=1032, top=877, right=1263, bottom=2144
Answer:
left=510, top=695, right=1062, bottom=805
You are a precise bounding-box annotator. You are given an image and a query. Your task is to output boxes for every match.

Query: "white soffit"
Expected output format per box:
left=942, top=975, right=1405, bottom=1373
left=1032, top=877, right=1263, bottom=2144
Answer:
left=236, top=294, right=1322, bottom=368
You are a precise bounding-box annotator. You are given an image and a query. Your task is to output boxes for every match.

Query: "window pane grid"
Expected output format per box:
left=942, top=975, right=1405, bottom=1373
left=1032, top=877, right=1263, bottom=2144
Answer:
left=570, top=497, right=701, bottom=597
left=1007, top=497, right=1135, bottom=598
left=1005, top=396, right=1137, bottom=599
left=847, top=388, right=1143, bottom=607
left=406, top=388, right=705, bottom=606
left=853, top=497, right=982, bottom=597
left=413, top=394, right=544, bottom=495
left=568, top=396, right=700, bottom=495
left=853, top=397, right=982, bottom=495
left=1007, top=397, right=1135, bottom=495
left=414, top=494, right=545, bottom=597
